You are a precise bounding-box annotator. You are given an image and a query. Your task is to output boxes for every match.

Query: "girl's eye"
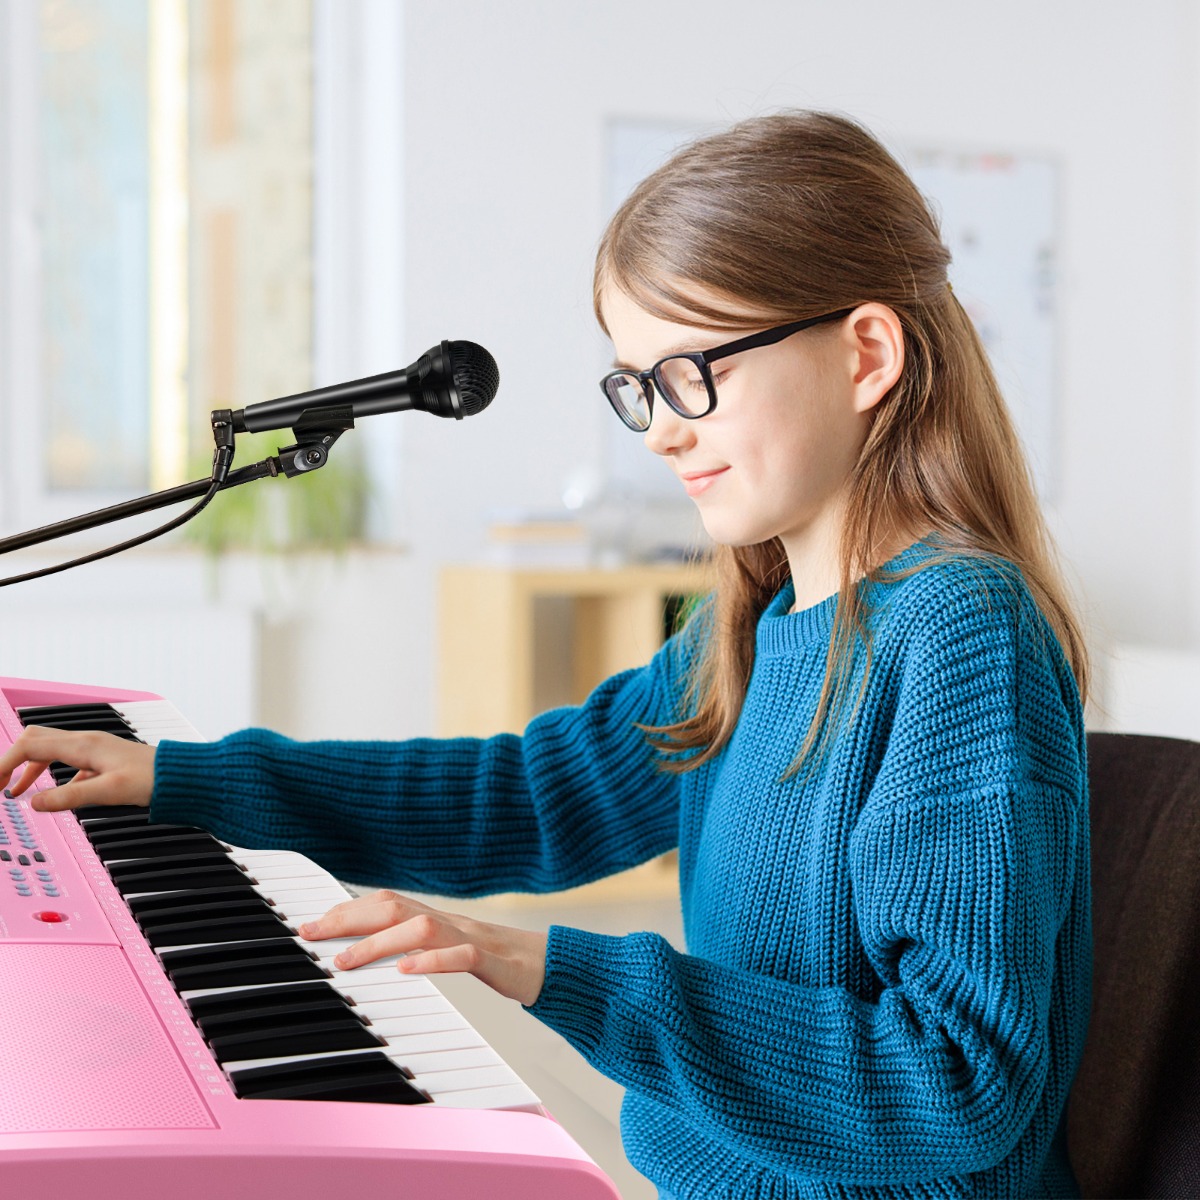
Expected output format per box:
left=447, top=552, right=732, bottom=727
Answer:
left=681, top=370, right=728, bottom=392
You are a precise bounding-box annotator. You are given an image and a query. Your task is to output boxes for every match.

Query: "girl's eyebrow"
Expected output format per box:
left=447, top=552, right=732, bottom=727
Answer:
left=610, top=339, right=718, bottom=371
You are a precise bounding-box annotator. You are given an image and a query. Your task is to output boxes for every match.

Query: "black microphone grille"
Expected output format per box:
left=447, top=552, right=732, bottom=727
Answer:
left=448, top=340, right=500, bottom=417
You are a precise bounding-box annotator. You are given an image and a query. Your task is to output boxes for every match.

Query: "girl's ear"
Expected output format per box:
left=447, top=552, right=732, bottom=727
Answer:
left=845, top=304, right=905, bottom=414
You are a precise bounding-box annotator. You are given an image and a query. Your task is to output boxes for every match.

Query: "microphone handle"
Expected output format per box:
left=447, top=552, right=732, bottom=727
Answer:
left=233, top=366, right=418, bottom=433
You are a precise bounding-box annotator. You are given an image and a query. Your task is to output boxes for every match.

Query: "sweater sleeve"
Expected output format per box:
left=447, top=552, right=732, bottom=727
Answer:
left=148, top=620, right=701, bottom=896
left=526, top=567, right=1088, bottom=1184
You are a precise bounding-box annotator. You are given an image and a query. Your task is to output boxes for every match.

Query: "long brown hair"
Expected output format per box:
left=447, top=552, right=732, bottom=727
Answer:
left=594, top=110, right=1089, bottom=772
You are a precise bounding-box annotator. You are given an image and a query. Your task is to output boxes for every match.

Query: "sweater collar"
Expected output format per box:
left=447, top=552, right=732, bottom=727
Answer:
left=755, top=540, right=933, bottom=656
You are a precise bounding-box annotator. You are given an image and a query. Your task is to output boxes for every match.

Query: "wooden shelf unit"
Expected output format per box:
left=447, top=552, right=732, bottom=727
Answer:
left=437, top=563, right=711, bottom=738
left=437, top=563, right=711, bottom=905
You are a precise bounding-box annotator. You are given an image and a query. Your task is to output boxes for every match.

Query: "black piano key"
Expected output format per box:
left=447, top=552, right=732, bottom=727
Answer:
left=134, top=897, right=275, bottom=927
left=127, top=885, right=263, bottom=917
left=160, top=937, right=313, bottom=971
left=79, top=811, right=152, bottom=826
left=87, top=823, right=210, bottom=845
left=21, top=715, right=134, bottom=734
left=91, top=833, right=229, bottom=863
left=162, top=941, right=328, bottom=991
left=229, top=1052, right=429, bottom=1105
left=107, top=850, right=235, bottom=879
left=207, top=1015, right=383, bottom=1063
left=195, top=994, right=356, bottom=1040
left=109, top=861, right=251, bottom=895
left=16, top=703, right=126, bottom=722
left=140, top=913, right=295, bottom=949
left=169, top=957, right=328, bottom=992
left=74, top=805, right=152, bottom=822
left=239, top=1073, right=429, bottom=1105
left=184, top=979, right=342, bottom=1020
left=80, top=818, right=155, bottom=842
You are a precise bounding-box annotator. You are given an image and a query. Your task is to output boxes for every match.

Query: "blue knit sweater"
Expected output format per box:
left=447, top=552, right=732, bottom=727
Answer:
left=150, top=546, right=1090, bottom=1199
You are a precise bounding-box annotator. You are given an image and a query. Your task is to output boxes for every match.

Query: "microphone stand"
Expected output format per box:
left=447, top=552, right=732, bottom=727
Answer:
left=0, top=406, right=355, bottom=586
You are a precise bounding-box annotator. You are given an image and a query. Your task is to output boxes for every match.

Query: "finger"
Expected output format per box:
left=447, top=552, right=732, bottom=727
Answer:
left=28, top=769, right=146, bottom=813
left=0, top=737, right=48, bottom=792
left=299, top=892, right=425, bottom=941
left=0, top=728, right=89, bottom=782
left=4, top=759, right=52, bottom=798
left=398, top=943, right=484, bottom=978
left=328, top=912, right=452, bottom=970
left=0, top=738, right=32, bottom=786
left=27, top=783, right=90, bottom=813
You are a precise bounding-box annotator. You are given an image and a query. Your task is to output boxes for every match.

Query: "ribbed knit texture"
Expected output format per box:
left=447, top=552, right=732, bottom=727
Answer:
left=151, top=545, right=1090, bottom=1199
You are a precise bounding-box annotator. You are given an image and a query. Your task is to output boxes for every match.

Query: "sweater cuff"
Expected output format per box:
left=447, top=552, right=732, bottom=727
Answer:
left=150, top=737, right=230, bottom=829
left=524, top=923, right=634, bottom=1054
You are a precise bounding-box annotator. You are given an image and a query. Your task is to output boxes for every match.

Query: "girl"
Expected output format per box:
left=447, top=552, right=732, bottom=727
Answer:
left=0, top=110, right=1090, bottom=1199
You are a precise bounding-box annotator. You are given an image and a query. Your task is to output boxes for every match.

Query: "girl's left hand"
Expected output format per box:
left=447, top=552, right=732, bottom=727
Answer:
left=299, top=890, right=548, bottom=1008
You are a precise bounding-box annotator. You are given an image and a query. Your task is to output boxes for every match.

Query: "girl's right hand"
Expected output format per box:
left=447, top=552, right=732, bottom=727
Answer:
left=0, top=727, right=156, bottom=811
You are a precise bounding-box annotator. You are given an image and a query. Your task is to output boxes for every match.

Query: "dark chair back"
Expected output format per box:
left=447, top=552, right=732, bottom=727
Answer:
left=1068, top=731, right=1200, bottom=1197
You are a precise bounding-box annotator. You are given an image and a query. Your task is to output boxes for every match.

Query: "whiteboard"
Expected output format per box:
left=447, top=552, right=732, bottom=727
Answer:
left=906, top=147, right=1060, bottom=499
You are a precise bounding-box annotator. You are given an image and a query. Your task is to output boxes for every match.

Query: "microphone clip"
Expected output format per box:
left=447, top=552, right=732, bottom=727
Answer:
left=273, top=405, right=356, bottom=478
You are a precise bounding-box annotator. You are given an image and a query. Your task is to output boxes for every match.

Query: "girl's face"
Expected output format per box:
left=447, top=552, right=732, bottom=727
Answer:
left=599, top=285, right=902, bottom=573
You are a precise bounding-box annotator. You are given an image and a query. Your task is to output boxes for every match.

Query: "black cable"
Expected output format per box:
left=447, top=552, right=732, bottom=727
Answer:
left=0, top=447, right=233, bottom=589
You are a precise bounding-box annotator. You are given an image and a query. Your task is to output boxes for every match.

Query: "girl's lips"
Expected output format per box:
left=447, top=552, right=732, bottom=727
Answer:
left=680, top=467, right=729, bottom=497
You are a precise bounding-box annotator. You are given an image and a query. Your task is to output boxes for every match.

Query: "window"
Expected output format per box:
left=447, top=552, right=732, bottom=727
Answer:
left=0, top=0, right=315, bottom=533
left=0, top=0, right=404, bottom=547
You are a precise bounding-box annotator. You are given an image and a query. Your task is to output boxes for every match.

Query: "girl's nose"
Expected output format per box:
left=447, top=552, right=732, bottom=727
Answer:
left=643, top=398, right=695, bottom=457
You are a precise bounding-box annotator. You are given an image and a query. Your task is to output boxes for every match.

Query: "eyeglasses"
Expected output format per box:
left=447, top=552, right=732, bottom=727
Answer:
left=599, top=308, right=855, bottom=432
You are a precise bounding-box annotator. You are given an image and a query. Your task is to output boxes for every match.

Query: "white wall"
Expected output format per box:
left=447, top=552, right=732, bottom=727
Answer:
left=384, top=0, right=1200, bottom=738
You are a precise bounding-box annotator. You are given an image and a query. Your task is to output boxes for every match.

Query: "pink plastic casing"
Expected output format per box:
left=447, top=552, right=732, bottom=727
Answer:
left=0, top=676, right=619, bottom=1199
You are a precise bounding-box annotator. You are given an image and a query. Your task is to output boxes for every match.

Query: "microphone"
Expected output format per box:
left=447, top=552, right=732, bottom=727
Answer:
left=231, top=340, right=500, bottom=433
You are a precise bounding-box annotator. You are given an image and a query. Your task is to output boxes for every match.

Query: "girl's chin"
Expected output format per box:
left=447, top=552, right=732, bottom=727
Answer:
left=697, top=515, right=772, bottom=549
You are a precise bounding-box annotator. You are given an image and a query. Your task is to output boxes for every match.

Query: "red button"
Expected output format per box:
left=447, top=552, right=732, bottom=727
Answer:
left=33, top=911, right=68, bottom=923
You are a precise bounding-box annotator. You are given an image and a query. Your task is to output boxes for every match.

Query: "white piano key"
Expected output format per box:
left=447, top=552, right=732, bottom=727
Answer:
left=287, top=936, right=367, bottom=957
left=414, top=1064, right=527, bottom=1096
left=320, top=964, right=413, bottom=989
left=278, top=902, right=352, bottom=921
left=348, top=979, right=441, bottom=1007
left=356, top=993, right=455, bottom=1021
left=397, top=1045, right=505, bottom=1075
left=218, top=1044, right=391, bottom=1075
left=362, top=1011, right=471, bottom=1038
left=430, top=1082, right=542, bottom=1113
left=334, top=976, right=441, bottom=1003
left=232, top=850, right=327, bottom=867
left=114, top=700, right=205, bottom=742
left=376, top=1027, right=489, bottom=1056
left=239, top=861, right=338, bottom=883
left=260, top=885, right=349, bottom=907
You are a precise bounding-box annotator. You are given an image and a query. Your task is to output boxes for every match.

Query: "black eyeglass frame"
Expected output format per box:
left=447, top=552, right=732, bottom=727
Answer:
left=599, top=307, right=857, bottom=432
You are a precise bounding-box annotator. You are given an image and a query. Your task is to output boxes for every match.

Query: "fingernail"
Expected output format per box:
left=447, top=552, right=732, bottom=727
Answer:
left=334, top=952, right=351, bottom=968
left=299, top=922, right=318, bottom=936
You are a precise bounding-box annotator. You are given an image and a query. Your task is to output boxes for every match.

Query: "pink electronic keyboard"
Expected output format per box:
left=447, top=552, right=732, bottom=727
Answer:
left=0, top=676, right=620, bottom=1199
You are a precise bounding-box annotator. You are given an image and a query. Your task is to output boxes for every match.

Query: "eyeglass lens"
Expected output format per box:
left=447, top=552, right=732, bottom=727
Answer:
left=605, top=356, right=713, bottom=430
